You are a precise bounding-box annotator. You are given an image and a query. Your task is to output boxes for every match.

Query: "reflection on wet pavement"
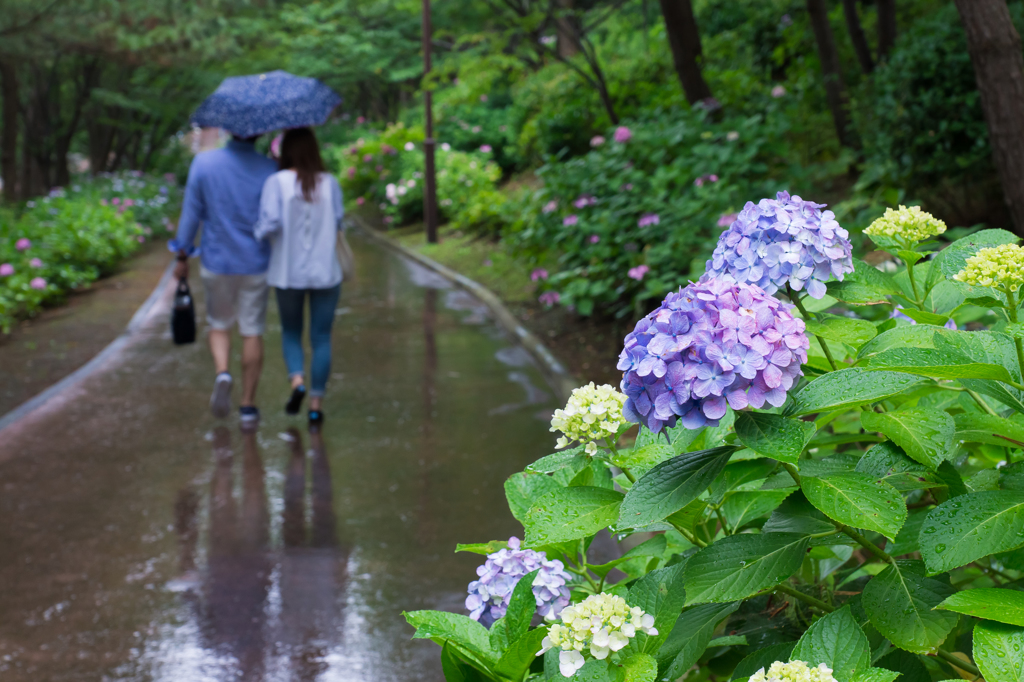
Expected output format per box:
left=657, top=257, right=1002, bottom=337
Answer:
left=0, top=233, right=558, bottom=680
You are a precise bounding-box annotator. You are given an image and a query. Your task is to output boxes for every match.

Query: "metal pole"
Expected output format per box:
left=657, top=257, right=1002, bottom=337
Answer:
left=422, top=0, right=439, bottom=244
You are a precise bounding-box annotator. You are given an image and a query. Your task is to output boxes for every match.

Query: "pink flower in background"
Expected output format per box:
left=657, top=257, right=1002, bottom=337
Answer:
left=628, top=264, right=649, bottom=281
left=30, top=258, right=42, bottom=268
left=30, top=277, right=47, bottom=290
left=381, top=144, right=396, bottom=155
left=771, top=85, right=786, bottom=98
left=589, top=235, right=600, bottom=244
left=363, top=154, right=373, bottom=162
left=621, top=183, right=633, bottom=192
left=573, top=195, right=596, bottom=209
left=531, top=268, right=548, bottom=281
left=383, top=216, right=394, bottom=225
left=717, top=212, right=738, bottom=228
left=349, top=146, right=359, bottom=155
left=15, top=238, right=31, bottom=251
left=138, top=236, right=145, bottom=243
left=270, top=134, right=283, bottom=159
left=100, top=199, right=108, bottom=206
left=357, top=197, right=365, bottom=205
left=694, top=174, right=719, bottom=187
left=542, top=200, right=558, bottom=214
left=590, top=135, right=605, bottom=147
left=348, top=167, right=356, bottom=178
left=112, top=197, right=121, bottom=206
left=539, top=291, right=560, bottom=306
left=695, top=178, right=703, bottom=187
left=480, top=94, right=489, bottom=102
left=123, top=199, right=134, bottom=207
left=613, top=126, right=632, bottom=143
left=480, top=144, right=492, bottom=153
left=357, top=116, right=366, bottom=124
left=563, top=215, right=578, bottom=226
left=709, top=174, right=718, bottom=182
left=637, top=214, right=660, bottom=228
left=376, top=165, right=384, bottom=172
left=0, top=264, right=13, bottom=276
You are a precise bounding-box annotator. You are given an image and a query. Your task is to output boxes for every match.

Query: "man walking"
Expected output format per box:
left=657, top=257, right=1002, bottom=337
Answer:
left=171, top=134, right=277, bottom=426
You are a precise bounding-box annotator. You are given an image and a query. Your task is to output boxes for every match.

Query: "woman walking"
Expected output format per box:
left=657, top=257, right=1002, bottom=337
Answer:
left=255, top=127, right=346, bottom=424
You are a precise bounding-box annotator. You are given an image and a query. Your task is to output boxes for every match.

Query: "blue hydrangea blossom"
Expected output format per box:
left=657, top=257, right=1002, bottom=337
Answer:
left=466, top=537, right=572, bottom=627
left=618, top=278, right=809, bottom=432
left=704, top=191, right=854, bottom=299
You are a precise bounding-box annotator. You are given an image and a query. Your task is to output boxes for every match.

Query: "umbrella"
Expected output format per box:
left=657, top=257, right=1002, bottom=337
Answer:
left=191, top=70, right=342, bottom=138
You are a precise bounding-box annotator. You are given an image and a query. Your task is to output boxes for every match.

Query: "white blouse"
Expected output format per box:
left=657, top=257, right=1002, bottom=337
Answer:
left=255, top=170, right=345, bottom=289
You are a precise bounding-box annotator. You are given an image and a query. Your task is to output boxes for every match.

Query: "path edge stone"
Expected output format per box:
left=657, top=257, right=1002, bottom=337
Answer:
left=0, top=260, right=176, bottom=434
left=349, top=214, right=578, bottom=402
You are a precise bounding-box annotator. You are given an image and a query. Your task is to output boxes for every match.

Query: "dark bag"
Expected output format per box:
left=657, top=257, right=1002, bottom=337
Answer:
left=171, top=278, right=196, bottom=345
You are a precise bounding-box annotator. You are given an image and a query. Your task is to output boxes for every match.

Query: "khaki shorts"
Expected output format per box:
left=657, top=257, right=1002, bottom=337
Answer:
left=200, top=266, right=269, bottom=337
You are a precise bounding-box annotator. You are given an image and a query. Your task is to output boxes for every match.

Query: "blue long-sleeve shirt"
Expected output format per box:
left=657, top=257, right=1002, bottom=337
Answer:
left=169, top=139, right=278, bottom=275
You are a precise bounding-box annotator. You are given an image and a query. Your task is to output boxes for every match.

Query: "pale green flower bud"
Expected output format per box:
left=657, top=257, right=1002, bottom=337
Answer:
left=550, top=383, right=627, bottom=452
left=749, top=660, right=837, bottom=682
left=864, top=205, right=946, bottom=243
left=953, top=243, right=1024, bottom=292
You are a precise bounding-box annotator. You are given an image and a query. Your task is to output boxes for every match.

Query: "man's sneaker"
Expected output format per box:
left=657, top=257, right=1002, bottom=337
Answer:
left=240, top=405, right=261, bottom=430
left=308, top=409, right=324, bottom=426
left=210, top=373, right=232, bottom=419
left=285, top=385, right=306, bottom=415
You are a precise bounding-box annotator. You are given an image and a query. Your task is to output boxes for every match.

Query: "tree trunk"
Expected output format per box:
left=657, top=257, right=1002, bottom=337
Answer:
left=841, top=0, right=874, bottom=73
left=556, top=0, right=578, bottom=58
left=877, top=0, right=897, bottom=61
left=955, top=0, right=1024, bottom=235
left=658, top=0, right=713, bottom=104
left=0, top=61, right=18, bottom=201
left=806, top=0, right=857, bottom=148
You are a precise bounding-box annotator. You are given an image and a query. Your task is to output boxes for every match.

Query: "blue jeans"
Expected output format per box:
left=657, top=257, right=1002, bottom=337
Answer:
left=275, top=285, right=341, bottom=397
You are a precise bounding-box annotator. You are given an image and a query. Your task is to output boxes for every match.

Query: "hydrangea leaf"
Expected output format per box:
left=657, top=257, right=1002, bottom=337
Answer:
left=569, top=658, right=619, bottom=682
left=762, top=492, right=848, bottom=546
left=656, top=602, right=740, bottom=681
left=855, top=441, right=941, bottom=493
left=617, top=446, right=736, bottom=529
left=501, top=568, right=540, bottom=644
left=588, top=535, right=667, bottom=580
left=455, top=540, right=509, bottom=555
left=505, top=472, right=561, bottom=524
left=888, top=508, right=930, bottom=556
left=862, top=560, right=958, bottom=654
left=974, top=621, right=1024, bottom=682
left=710, top=459, right=779, bottom=504
left=729, top=641, right=797, bottom=681
left=683, top=533, right=809, bottom=604
left=865, top=347, right=1013, bottom=381
left=827, top=259, right=902, bottom=305
left=937, top=587, right=1024, bottom=626
left=404, top=610, right=498, bottom=667
left=493, top=627, right=549, bottom=681
left=805, top=313, right=878, bottom=348
left=860, top=408, right=954, bottom=470
left=933, top=228, right=1020, bottom=283
left=524, top=486, right=623, bottom=546
left=876, top=650, right=930, bottom=682
left=721, top=490, right=794, bottom=531
left=849, top=668, right=900, bottom=682
left=441, top=642, right=489, bottom=682
left=920, top=490, right=1024, bottom=574
left=954, top=412, right=1024, bottom=448
left=1003, top=462, right=1024, bottom=491
left=801, top=471, right=907, bottom=540
left=790, top=606, right=871, bottom=682
left=622, top=653, right=658, bottom=682
left=527, top=446, right=587, bottom=474
left=785, top=368, right=929, bottom=416
left=734, top=411, right=816, bottom=464
left=857, top=324, right=943, bottom=360
left=624, top=562, right=688, bottom=656
left=612, top=443, right=675, bottom=477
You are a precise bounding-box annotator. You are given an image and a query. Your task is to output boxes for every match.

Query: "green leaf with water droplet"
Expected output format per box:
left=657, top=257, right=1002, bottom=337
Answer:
left=785, top=369, right=929, bottom=416
left=855, top=441, right=941, bottom=493
left=861, top=408, right=954, bottom=470
left=762, top=492, right=850, bottom=545
left=858, top=324, right=943, bottom=360
left=623, top=562, right=688, bottom=657
left=611, top=442, right=675, bottom=477
left=587, top=535, right=667, bottom=580
left=974, top=621, right=1024, bottom=682
left=849, top=668, right=901, bottom=682
left=524, top=486, right=623, bottom=546
left=920, top=490, right=1024, bottom=574
left=791, top=606, right=871, bottom=682
left=494, top=627, right=549, bottom=680
left=801, top=471, right=907, bottom=540
left=734, top=411, right=816, bottom=464
left=721, top=490, right=794, bottom=531
left=683, top=532, right=809, bottom=605
left=617, top=445, right=737, bottom=529
left=865, top=346, right=1014, bottom=381
left=729, top=641, right=797, bottom=681
left=862, top=560, right=959, bottom=654
left=404, top=610, right=498, bottom=668
left=954, top=412, right=1024, bottom=448
left=937, top=587, right=1024, bottom=627
left=571, top=658, right=621, bottom=682
left=440, top=641, right=489, bottom=682
left=621, top=653, right=657, bottom=682
left=527, top=446, right=587, bottom=474
left=455, top=540, right=509, bottom=556
left=828, top=258, right=901, bottom=305
left=805, top=313, right=879, bottom=349
left=656, top=602, right=740, bottom=680
left=505, top=471, right=561, bottom=524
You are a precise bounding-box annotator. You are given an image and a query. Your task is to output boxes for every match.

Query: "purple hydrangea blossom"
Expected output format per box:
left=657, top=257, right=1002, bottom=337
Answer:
left=466, top=537, right=572, bottom=627
left=618, top=278, right=809, bottom=432
left=704, top=191, right=854, bottom=300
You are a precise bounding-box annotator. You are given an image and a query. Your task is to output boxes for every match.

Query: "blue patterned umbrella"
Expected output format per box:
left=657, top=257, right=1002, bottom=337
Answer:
left=191, top=70, right=342, bottom=138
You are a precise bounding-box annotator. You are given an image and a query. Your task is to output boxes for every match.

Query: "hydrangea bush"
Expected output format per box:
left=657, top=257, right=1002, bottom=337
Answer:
left=405, top=196, right=1024, bottom=682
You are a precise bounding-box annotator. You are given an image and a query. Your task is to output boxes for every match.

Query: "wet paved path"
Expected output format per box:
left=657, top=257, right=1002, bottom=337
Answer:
left=0, top=233, right=559, bottom=681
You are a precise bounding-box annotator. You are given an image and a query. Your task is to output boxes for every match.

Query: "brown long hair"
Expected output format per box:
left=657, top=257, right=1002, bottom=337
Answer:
left=279, top=127, right=326, bottom=202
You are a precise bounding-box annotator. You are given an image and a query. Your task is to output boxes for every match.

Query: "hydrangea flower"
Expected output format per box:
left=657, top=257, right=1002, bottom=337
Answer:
left=771, top=85, right=787, bottom=98
left=550, top=383, right=628, bottom=455
left=531, top=268, right=549, bottom=281
left=30, top=277, right=47, bottom=290
left=750, top=660, right=836, bottom=682
left=404, top=141, right=415, bottom=151
left=466, top=537, right=571, bottom=627
left=638, top=214, right=660, bottom=228
left=954, top=243, right=1024, bottom=292
left=356, top=197, right=365, bottom=205
left=563, top=215, right=578, bottom=227
left=628, top=265, right=649, bottom=281
left=613, top=126, right=632, bottom=143
left=865, top=205, right=946, bottom=244
left=15, top=238, right=31, bottom=251
left=574, top=195, right=596, bottom=209
left=480, top=144, right=492, bottom=153
left=590, top=136, right=605, bottom=147
left=589, top=235, right=600, bottom=244
left=704, top=191, right=853, bottom=299
left=0, top=263, right=13, bottom=276
left=536, top=593, right=657, bottom=677
left=30, top=258, right=42, bottom=268
left=543, top=200, right=558, bottom=214
left=618, top=278, right=808, bottom=432
left=718, top=212, right=738, bottom=228
left=539, top=291, right=560, bottom=306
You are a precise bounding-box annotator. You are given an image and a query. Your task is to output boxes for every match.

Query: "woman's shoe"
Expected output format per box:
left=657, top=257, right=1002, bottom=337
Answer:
left=308, top=409, right=324, bottom=425
left=285, top=385, right=307, bottom=415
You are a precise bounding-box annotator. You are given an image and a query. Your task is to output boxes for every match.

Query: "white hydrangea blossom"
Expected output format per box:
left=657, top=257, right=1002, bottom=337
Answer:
left=864, top=205, right=946, bottom=243
left=550, top=383, right=627, bottom=455
left=536, top=593, right=658, bottom=677
left=749, top=660, right=837, bottom=682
